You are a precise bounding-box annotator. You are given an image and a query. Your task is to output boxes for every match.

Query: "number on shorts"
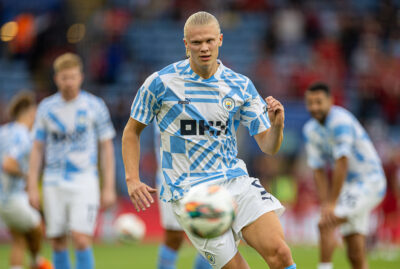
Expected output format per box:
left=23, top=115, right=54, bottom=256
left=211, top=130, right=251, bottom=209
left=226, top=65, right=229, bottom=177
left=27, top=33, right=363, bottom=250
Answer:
left=251, top=179, right=273, bottom=202
left=87, top=205, right=98, bottom=223
left=339, top=192, right=357, bottom=208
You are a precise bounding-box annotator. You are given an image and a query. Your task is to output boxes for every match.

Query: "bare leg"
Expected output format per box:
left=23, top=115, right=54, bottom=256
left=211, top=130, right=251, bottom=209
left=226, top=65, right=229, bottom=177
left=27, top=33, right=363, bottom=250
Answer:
left=10, top=229, right=26, bottom=267
left=222, top=251, right=250, bottom=269
left=319, top=224, right=337, bottom=263
left=50, top=235, right=68, bottom=251
left=164, top=230, right=184, bottom=251
left=242, top=211, right=294, bottom=269
left=25, top=225, right=43, bottom=263
left=71, top=231, right=92, bottom=250
left=344, top=234, right=368, bottom=269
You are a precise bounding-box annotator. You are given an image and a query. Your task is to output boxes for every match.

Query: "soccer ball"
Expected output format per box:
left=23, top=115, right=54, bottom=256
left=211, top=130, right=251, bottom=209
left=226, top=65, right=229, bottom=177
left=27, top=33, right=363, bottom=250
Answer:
left=113, top=213, right=146, bottom=243
left=180, top=184, right=236, bottom=239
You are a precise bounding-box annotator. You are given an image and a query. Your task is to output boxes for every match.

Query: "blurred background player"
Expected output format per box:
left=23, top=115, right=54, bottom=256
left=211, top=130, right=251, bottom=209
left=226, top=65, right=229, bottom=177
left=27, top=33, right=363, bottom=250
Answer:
left=122, top=11, right=296, bottom=269
left=303, top=82, right=387, bottom=269
left=154, top=124, right=211, bottom=269
left=27, top=53, right=116, bottom=269
left=0, top=91, right=52, bottom=269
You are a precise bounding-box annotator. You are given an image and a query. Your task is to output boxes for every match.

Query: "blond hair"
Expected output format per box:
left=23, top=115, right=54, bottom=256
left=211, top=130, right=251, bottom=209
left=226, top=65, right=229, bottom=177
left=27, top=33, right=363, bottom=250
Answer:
left=183, top=11, right=221, bottom=39
left=53, top=52, right=83, bottom=73
left=8, top=91, right=36, bottom=120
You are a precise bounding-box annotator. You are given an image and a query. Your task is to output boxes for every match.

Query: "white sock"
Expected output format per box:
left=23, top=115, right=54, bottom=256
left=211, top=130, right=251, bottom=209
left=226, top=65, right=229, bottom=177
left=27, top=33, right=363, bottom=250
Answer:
left=318, top=263, right=333, bottom=269
left=10, top=266, right=23, bottom=269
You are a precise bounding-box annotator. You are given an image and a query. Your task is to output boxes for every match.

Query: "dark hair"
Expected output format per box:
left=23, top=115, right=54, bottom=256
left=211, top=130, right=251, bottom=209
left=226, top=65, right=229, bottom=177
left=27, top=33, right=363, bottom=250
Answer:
left=307, top=82, right=331, bottom=96
left=8, top=91, right=36, bottom=120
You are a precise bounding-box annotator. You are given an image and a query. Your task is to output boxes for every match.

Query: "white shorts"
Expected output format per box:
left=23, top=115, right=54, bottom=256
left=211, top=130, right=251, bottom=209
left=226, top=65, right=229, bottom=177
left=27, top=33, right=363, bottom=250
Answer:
left=0, top=194, right=41, bottom=232
left=335, top=177, right=386, bottom=236
left=43, top=176, right=100, bottom=238
left=157, top=186, right=182, bottom=231
left=171, top=176, right=284, bottom=268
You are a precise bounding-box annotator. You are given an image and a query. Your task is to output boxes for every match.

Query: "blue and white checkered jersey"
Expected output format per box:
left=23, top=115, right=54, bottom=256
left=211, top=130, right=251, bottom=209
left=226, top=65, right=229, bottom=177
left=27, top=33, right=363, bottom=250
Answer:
left=33, top=91, right=115, bottom=185
left=0, top=122, right=31, bottom=200
left=303, top=106, right=385, bottom=186
left=131, top=59, right=271, bottom=201
left=153, top=122, right=163, bottom=187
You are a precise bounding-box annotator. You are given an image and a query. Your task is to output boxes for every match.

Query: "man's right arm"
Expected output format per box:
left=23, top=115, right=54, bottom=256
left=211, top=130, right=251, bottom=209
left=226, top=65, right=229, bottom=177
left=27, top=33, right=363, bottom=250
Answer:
left=122, top=118, right=156, bottom=212
left=313, top=168, right=328, bottom=204
left=27, top=140, right=44, bottom=209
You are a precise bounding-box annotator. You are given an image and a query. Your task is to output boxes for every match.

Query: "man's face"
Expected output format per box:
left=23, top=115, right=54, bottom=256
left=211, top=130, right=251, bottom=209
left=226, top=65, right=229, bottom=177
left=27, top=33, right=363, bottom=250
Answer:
left=184, top=23, right=223, bottom=73
left=54, top=67, right=83, bottom=100
left=305, top=90, right=332, bottom=123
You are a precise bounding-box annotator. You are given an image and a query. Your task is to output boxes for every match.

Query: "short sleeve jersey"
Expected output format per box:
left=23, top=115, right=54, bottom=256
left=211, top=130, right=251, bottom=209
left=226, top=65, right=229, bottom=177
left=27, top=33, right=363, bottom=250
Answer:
left=131, top=59, right=270, bottom=201
left=0, top=122, right=31, bottom=199
left=303, top=106, right=385, bottom=185
left=33, top=91, right=115, bottom=185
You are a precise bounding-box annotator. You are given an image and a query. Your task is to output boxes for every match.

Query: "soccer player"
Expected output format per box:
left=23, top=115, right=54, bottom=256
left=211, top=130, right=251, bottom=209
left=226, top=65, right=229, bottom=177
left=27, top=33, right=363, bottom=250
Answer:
left=154, top=124, right=212, bottom=269
left=0, top=91, right=52, bottom=269
left=122, top=11, right=296, bottom=269
left=27, top=53, right=116, bottom=269
left=303, top=82, right=387, bottom=269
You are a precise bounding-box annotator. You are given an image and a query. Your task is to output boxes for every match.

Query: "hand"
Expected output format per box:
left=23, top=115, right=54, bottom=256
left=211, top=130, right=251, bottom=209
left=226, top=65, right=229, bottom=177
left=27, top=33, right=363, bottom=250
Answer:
left=126, top=179, right=157, bottom=212
left=101, top=188, right=117, bottom=210
left=320, top=202, right=337, bottom=229
left=28, top=186, right=40, bottom=210
left=265, top=96, right=284, bottom=128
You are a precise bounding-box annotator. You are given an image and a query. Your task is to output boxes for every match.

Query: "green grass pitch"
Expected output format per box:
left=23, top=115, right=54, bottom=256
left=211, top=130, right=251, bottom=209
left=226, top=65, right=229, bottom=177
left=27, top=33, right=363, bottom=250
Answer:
left=0, top=242, right=398, bottom=268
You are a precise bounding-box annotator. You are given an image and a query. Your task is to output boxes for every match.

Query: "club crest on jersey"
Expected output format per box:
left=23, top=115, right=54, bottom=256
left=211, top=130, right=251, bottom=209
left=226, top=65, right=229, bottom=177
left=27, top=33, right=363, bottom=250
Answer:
left=205, top=252, right=216, bottom=265
left=222, top=97, right=235, bottom=111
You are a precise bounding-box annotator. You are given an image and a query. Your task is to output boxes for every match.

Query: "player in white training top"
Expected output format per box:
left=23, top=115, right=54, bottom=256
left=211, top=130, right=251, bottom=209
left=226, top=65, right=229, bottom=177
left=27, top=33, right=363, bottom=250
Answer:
left=122, top=11, right=296, bottom=269
left=27, top=53, right=116, bottom=269
left=0, top=92, right=53, bottom=269
left=303, top=82, right=386, bottom=269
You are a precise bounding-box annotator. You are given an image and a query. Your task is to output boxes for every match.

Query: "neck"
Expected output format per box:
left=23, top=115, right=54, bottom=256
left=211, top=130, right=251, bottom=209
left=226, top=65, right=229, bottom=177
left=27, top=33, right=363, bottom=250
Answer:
left=318, top=117, right=326, bottom=125
left=190, top=60, right=219, bottom=79
left=61, top=90, right=80, bottom=101
left=318, top=108, right=331, bottom=125
left=16, top=117, right=30, bottom=130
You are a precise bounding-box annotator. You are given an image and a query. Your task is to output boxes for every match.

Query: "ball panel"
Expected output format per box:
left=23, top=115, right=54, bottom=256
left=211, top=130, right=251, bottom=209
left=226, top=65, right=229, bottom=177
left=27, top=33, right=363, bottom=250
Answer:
left=180, top=184, right=236, bottom=239
left=113, top=213, right=146, bottom=243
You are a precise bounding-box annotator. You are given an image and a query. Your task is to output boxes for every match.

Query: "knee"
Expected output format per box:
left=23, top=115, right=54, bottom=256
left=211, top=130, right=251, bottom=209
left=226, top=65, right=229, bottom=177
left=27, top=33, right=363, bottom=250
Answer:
left=267, top=243, right=293, bottom=269
left=72, top=233, right=92, bottom=250
left=51, top=236, right=68, bottom=251
left=164, top=230, right=184, bottom=250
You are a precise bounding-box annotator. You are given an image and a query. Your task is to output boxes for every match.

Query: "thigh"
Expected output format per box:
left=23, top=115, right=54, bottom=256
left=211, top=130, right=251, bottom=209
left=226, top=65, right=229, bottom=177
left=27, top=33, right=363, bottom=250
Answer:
left=43, top=186, right=68, bottom=238
left=0, top=195, right=41, bottom=232
left=241, top=211, right=285, bottom=255
left=70, top=184, right=100, bottom=236
left=343, top=233, right=366, bottom=259
left=171, top=200, right=238, bottom=269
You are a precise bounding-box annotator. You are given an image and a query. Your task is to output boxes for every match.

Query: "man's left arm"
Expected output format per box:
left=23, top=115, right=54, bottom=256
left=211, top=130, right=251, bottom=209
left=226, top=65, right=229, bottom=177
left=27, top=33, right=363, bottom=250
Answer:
left=329, top=156, right=348, bottom=205
left=254, top=96, right=284, bottom=155
left=99, top=138, right=116, bottom=209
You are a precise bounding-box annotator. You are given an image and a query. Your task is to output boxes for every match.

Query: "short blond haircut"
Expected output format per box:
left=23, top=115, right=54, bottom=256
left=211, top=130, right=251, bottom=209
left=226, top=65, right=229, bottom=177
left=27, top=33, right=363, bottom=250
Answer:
left=53, top=52, right=83, bottom=73
left=183, top=11, right=221, bottom=38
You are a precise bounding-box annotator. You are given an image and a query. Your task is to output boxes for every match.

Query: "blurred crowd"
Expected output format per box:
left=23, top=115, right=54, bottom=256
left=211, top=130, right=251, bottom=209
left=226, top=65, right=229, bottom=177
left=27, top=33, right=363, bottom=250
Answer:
left=0, top=0, right=399, bottom=244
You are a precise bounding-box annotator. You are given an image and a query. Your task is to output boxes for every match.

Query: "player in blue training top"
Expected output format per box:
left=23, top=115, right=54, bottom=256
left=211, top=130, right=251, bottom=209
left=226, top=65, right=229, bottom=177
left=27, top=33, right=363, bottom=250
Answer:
left=27, top=53, right=116, bottom=269
left=122, top=11, right=296, bottom=269
left=303, top=82, right=386, bottom=269
left=154, top=123, right=211, bottom=269
left=0, top=92, right=53, bottom=269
